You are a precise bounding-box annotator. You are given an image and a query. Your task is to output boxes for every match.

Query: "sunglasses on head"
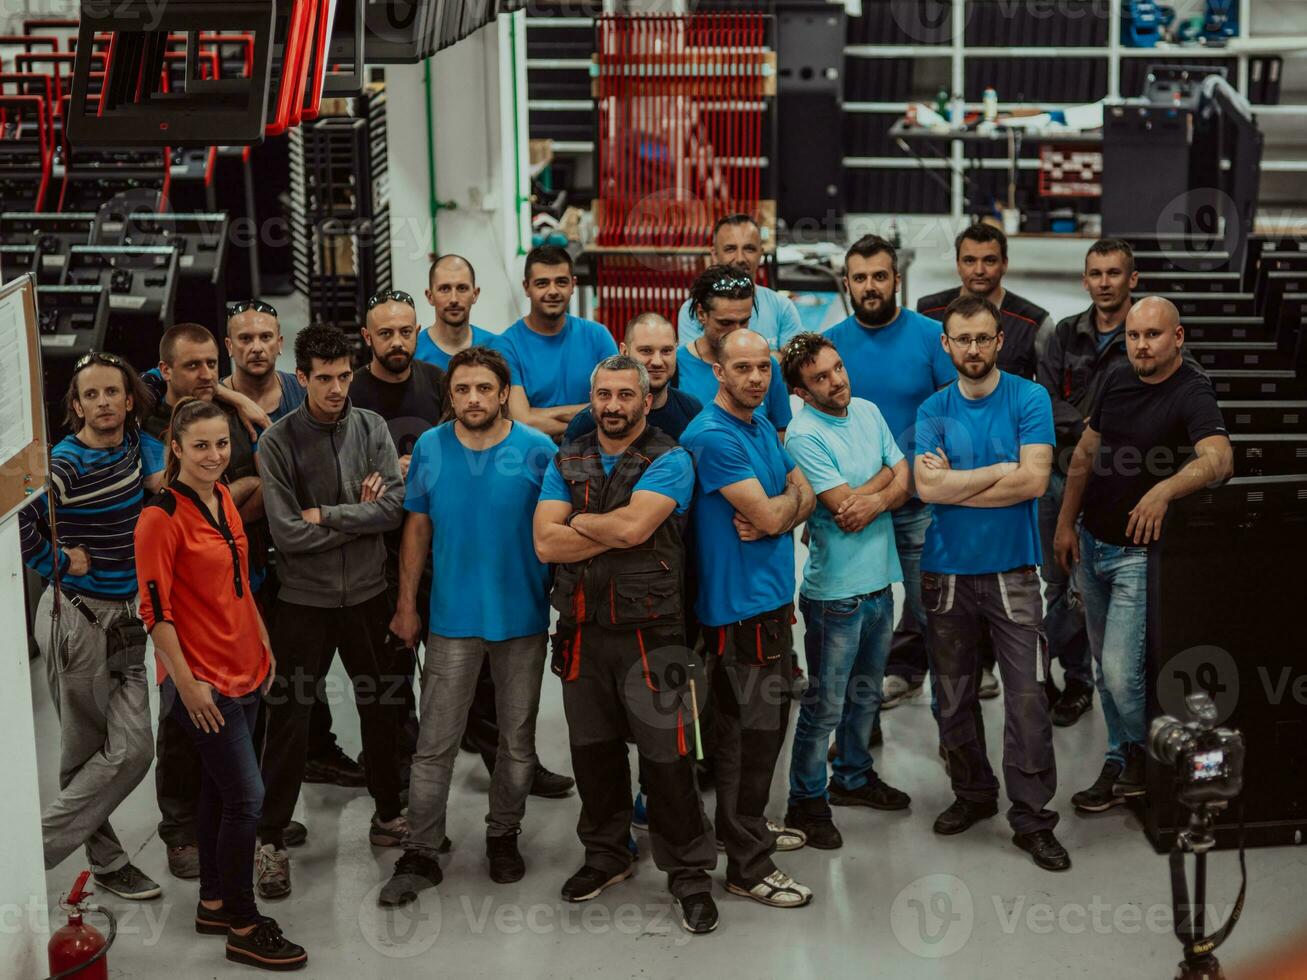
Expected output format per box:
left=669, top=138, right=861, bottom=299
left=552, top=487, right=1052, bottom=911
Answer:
left=226, top=300, right=278, bottom=318
left=710, top=275, right=754, bottom=294
left=73, top=351, right=126, bottom=373
left=367, top=289, right=415, bottom=310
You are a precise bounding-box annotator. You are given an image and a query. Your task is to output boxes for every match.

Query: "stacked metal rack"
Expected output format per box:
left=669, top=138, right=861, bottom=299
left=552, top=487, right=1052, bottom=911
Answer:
left=289, top=81, right=391, bottom=346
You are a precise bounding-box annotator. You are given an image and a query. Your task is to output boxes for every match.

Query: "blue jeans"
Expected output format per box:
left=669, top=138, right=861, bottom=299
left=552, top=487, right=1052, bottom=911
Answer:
left=789, top=588, right=894, bottom=804
left=1038, top=472, right=1091, bottom=686
left=163, top=678, right=264, bottom=927
left=884, top=498, right=931, bottom=683
left=1075, top=527, right=1149, bottom=767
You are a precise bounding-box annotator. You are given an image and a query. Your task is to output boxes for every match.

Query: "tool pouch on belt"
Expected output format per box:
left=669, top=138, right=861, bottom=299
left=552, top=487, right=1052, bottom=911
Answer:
left=105, top=617, right=148, bottom=676
left=721, top=604, right=794, bottom=668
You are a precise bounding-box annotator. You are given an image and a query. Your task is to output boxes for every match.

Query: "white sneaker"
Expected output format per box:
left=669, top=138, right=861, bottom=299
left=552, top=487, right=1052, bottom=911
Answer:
left=979, top=667, right=1000, bottom=700
left=256, top=843, right=291, bottom=899
left=767, top=819, right=807, bottom=851
left=881, top=674, right=923, bottom=709
left=726, top=869, right=813, bottom=908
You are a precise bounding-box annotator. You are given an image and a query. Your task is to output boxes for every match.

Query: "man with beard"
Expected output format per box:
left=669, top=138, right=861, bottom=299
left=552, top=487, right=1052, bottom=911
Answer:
left=416, top=254, right=495, bottom=371
left=676, top=214, right=803, bottom=351
left=535, top=355, right=718, bottom=935
left=1035, top=240, right=1139, bottom=731
left=223, top=300, right=305, bottom=422
left=825, top=236, right=954, bottom=712
left=916, top=223, right=1054, bottom=381
left=778, top=333, right=912, bottom=850
left=681, top=330, right=817, bottom=911
left=676, top=265, right=792, bottom=434
left=21, top=353, right=163, bottom=900
left=494, top=245, right=618, bottom=437
left=914, top=295, right=1065, bottom=872
left=380, top=347, right=558, bottom=906
left=1055, top=297, right=1231, bottom=813
left=565, top=313, right=702, bottom=442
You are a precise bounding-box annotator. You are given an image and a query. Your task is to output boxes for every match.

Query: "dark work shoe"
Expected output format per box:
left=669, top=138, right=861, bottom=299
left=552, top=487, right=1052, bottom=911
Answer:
left=225, top=915, right=308, bottom=971
left=1072, top=760, right=1125, bottom=813
left=487, top=831, right=526, bottom=884
left=561, top=862, right=634, bottom=903
left=378, top=851, right=442, bottom=908
left=530, top=763, right=575, bottom=799
left=303, top=745, right=366, bottom=788
left=1013, top=829, right=1072, bottom=872
left=932, top=798, right=999, bottom=836
left=283, top=821, right=308, bottom=848
left=881, top=674, right=922, bottom=709
left=167, top=844, right=200, bottom=880
left=196, top=901, right=235, bottom=935
left=94, top=863, right=161, bottom=900
left=1051, top=680, right=1095, bottom=728
left=1112, top=744, right=1147, bottom=798
left=784, top=799, right=843, bottom=850
left=675, top=891, right=719, bottom=935
left=830, top=776, right=911, bottom=811
left=370, top=812, right=408, bottom=848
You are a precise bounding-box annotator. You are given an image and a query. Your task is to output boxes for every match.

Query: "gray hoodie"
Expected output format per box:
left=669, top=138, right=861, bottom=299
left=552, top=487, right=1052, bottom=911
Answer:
left=259, top=398, right=405, bottom=608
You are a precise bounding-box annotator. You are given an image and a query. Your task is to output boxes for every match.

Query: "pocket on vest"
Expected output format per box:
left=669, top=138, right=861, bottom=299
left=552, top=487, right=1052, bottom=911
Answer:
left=606, top=571, right=679, bottom=628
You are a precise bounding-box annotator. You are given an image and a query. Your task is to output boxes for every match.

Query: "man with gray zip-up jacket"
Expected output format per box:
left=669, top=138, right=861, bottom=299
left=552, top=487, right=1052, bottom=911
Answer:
left=254, top=324, right=409, bottom=900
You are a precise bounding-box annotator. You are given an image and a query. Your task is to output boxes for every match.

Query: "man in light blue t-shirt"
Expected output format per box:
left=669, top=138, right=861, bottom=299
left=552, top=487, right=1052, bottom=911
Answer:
left=493, top=245, right=618, bottom=437
left=379, top=345, right=558, bottom=908
left=913, top=295, right=1067, bottom=874
left=777, top=333, right=912, bottom=850
left=676, top=213, right=802, bottom=351
left=416, top=254, right=495, bottom=371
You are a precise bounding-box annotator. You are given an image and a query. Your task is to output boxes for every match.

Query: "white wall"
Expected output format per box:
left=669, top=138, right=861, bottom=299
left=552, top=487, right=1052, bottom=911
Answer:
left=0, top=517, right=51, bottom=977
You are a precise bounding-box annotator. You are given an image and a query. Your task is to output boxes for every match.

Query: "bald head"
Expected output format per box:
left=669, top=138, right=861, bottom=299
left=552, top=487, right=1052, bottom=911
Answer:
left=620, top=313, right=678, bottom=394
left=427, top=253, right=480, bottom=329
left=1128, top=295, right=1180, bottom=331
left=432, top=253, right=476, bottom=284
left=713, top=329, right=773, bottom=415
left=625, top=312, right=673, bottom=345
left=719, top=328, right=770, bottom=365
left=1125, top=296, right=1184, bottom=380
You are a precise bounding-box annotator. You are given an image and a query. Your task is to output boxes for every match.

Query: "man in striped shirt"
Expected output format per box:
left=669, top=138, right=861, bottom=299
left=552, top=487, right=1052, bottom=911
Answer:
left=20, top=352, right=166, bottom=900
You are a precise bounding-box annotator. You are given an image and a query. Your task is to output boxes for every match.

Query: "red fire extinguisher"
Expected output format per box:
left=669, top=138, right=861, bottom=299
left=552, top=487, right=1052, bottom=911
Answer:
left=46, top=870, right=116, bottom=980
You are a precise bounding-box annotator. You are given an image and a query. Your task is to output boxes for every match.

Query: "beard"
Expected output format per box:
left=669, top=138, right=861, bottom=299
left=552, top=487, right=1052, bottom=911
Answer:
left=378, top=348, right=413, bottom=373
left=854, top=293, right=898, bottom=327
left=598, top=408, right=642, bottom=437
left=456, top=406, right=499, bottom=430
left=956, top=355, right=997, bottom=380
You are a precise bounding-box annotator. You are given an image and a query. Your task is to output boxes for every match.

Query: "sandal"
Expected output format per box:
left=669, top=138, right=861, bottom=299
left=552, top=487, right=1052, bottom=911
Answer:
left=726, top=870, right=813, bottom=909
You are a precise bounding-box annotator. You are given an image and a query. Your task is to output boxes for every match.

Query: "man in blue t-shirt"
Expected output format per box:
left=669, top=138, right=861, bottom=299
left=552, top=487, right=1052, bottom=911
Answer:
left=825, top=234, right=956, bottom=710
left=681, top=330, right=816, bottom=912
left=676, top=264, right=792, bottom=433
left=534, top=356, right=718, bottom=935
left=777, top=333, right=912, bottom=850
left=493, top=244, right=618, bottom=437
left=675, top=213, right=802, bottom=351
left=380, top=346, right=558, bottom=907
left=913, top=295, right=1067, bottom=873
left=416, top=254, right=495, bottom=371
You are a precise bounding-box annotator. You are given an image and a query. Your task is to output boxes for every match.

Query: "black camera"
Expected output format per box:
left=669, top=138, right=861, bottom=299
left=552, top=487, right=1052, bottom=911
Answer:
left=1148, top=692, right=1245, bottom=808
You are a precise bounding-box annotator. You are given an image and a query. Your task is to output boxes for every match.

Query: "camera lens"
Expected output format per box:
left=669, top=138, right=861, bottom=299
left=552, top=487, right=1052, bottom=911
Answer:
left=1148, top=716, right=1192, bottom=766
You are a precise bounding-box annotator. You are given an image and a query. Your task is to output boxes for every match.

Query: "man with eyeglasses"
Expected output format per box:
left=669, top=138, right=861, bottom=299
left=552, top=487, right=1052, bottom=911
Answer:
left=494, top=245, right=618, bottom=437
left=676, top=213, right=802, bottom=352
left=913, top=295, right=1067, bottom=873
left=20, top=351, right=165, bottom=900
left=417, top=254, right=494, bottom=371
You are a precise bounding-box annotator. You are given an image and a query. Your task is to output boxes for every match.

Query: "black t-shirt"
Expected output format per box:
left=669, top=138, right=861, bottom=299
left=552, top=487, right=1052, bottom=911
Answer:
left=1082, top=361, right=1227, bottom=546
left=563, top=386, right=704, bottom=443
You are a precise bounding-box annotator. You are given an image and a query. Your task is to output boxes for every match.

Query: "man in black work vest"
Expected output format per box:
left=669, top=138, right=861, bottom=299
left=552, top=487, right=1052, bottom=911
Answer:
left=534, top=355, right=718, bottom=937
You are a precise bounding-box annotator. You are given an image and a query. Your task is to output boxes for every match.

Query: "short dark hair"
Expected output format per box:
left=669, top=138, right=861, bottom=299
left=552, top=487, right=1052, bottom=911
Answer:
left=294, top=324, right=353, bottom=375
left=942, top=295, right=1002, bottom=337
left=955, top=223, right=1008, bottom=262
left=780, top=332, right=837, bottom=392
left=159, top=322, right=217, bottom=365
left=711, top=212, right=759, bottom=242
left=429, top=253, right=477, bottom=286
left=523, top=245, right=573, bottom=281
left=689, top=263, right=755, bottom=318
left=444, top=344, right=513, bottom=421
left=1086, top=238, right=1136, bottom=275
left=64, top=352, right=154, bottom=434
left=844, top=234, right=899, bottom=275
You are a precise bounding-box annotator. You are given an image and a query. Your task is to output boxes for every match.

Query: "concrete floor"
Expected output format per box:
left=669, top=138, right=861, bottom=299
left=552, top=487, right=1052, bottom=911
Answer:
left=32, top=236, right=1307, bottom=977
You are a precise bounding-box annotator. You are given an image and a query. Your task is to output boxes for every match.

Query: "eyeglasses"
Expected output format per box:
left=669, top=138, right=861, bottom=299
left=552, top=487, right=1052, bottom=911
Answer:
left=226, top=299, right=278, bottom=318
left=945, top=333, right=998, bottom=350
left=367, top=289, right=415, bottom=310
left=72, top=351, right=125, bottom=372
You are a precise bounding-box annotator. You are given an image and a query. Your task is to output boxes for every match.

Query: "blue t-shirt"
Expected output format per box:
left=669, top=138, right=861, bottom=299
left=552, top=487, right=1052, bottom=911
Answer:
left=785, top=398, right=904, bottom=600
left=403, top=421, right=556, bottom=640
left=414, top=324, right=495, bottom=371
left=823, top=308, right=954, bottom=461
left=539, top=444, right=695, bottom=515
left=681, top=404, right=796, bottom=626
left=1096, top=325, right=1123, bottom=353
left=915, top=372, right=1055, bottom=575
left=676, top=284, right=804, bottom=351
left=562, top=387, right=703, bottom=443
left=491, top=315, right=618, bottom=408
left=675, top=345, right=793, bottom=432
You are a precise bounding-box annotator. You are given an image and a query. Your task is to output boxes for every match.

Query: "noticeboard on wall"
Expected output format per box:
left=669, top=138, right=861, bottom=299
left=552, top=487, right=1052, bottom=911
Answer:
left=0, top=275, right=48, bottom=525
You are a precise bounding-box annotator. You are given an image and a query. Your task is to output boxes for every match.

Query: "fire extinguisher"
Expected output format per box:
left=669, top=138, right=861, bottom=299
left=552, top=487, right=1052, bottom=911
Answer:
left=45, top=870, right=116, bottom=980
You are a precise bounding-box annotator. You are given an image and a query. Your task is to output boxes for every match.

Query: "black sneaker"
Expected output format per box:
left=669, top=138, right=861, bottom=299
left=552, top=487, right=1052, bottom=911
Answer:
left=225, top=915, right=308, bottom=971
left=784, top=798, right=843, bottom=850
left=378, top=851, right=442, bottom=908
left=1051, top=680, right=1095, bottom=728
left=283, top=821, right=308, bottom=848
left=830, top=776, right=911, bottom=811
left=932, top=798, right=999, bottom=836
left=1112, top=744, right=1147, bottom=798
left=1013, top=829, right=1072, bottom=872
left=674, top=891, right=719, bottom=935
left=561, top=862, right=634, bottom=903
left=487, top=831, right=526, bottom=884
left=94, top=863, right=161, bottom=900
left=303, top=745, right=366, bottom=788
left=196, top=901, right=235, bottom=935
left=529, top=764, right=575, bottom=799
left=1072, top=760, right=1125, bottom=813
